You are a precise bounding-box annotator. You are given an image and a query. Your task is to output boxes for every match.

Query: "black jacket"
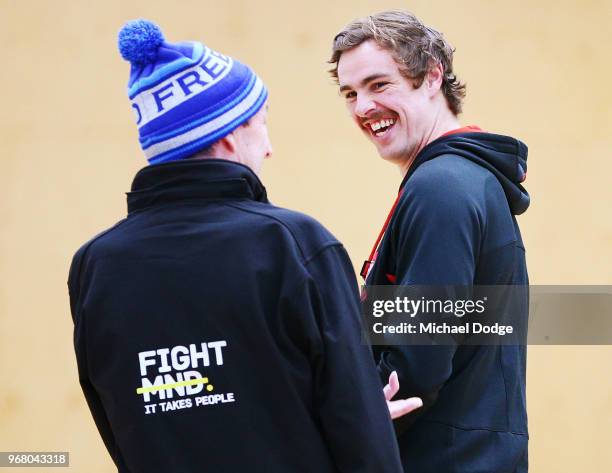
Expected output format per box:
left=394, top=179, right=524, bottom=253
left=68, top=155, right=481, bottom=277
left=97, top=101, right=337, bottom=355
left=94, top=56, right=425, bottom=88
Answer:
left=69, top=159, right=402, bottom=473
left=368, top=132, right=530, bottom=473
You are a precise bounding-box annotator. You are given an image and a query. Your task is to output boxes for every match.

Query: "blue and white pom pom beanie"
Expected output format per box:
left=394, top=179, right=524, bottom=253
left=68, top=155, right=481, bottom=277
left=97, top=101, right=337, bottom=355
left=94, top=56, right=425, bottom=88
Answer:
left=118, top=19, right=268, bottom=164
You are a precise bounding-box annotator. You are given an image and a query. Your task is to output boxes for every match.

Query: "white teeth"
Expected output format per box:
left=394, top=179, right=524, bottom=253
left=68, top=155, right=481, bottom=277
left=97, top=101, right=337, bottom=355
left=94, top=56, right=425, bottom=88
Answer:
left=369, top=119, right=395, bottom=134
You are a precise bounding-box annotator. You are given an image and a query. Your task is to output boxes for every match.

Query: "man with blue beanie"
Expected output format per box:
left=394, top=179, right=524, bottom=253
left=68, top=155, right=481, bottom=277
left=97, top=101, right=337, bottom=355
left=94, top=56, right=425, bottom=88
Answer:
left=68, top=19, right=417, bottom=473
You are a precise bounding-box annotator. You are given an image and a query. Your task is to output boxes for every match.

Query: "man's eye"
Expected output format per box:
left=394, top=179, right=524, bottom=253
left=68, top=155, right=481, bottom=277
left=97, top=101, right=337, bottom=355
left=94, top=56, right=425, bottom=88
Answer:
left=373, top=82, right=388, bottom=90
left=343, top=91, right=356, bottom=100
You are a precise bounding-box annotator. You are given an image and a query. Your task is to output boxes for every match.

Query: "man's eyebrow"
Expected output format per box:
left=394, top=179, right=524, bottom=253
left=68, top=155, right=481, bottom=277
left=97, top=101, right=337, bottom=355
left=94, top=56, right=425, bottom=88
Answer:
left=339, top=74, right=390, bottom=93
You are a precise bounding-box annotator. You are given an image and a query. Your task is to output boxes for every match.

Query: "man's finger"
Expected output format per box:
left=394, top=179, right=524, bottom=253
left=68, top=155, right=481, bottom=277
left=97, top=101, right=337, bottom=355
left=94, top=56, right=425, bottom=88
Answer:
left=383, top=371, right=399, bottom=401
left=388, top=397, right=423, bottom=420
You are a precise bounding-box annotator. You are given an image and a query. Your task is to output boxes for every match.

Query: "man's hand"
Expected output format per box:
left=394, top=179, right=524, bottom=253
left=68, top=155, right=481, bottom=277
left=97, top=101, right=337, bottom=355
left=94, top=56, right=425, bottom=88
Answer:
left=384, top=371, right=423, bottom=419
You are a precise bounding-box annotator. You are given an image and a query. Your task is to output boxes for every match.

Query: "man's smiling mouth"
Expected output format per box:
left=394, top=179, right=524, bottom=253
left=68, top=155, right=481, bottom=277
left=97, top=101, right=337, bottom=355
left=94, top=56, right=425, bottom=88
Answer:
left=364, top=118, right=396, bottom=137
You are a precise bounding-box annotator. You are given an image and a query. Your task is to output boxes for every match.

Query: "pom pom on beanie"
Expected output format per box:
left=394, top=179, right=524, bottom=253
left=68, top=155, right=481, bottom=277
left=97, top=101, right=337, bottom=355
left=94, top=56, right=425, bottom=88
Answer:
left=118, top=19, right=164, bottom=65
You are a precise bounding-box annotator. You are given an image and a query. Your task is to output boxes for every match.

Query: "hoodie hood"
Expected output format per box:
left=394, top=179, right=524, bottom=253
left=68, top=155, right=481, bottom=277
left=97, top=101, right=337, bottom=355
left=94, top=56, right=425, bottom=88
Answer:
left=401, top=132, right=530, bottom=215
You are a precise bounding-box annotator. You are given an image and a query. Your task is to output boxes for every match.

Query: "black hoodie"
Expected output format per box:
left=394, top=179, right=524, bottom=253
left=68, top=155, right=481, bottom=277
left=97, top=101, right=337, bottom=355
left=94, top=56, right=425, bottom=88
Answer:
left=368, top=132, right=530, bottom=473
left=68, top=159, right=403, bottom=473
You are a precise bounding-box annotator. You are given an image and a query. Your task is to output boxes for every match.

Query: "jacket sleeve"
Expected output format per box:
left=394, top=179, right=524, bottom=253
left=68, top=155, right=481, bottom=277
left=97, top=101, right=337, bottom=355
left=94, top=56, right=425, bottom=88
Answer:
left=299, top=244, right=402, bottom=473
left=376, top=167, right=482, bottom=433
left=68, top=249, right=131, bottom=472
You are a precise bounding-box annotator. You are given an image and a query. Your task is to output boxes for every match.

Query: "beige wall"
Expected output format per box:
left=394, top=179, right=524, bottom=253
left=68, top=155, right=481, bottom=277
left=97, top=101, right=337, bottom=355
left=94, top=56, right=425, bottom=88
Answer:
left=1, top=0, right=610, bottom=471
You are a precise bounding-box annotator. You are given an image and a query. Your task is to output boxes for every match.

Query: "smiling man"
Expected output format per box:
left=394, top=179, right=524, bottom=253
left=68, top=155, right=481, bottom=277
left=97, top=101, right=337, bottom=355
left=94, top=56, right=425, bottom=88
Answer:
left=330, top=10, right=530, bottom=473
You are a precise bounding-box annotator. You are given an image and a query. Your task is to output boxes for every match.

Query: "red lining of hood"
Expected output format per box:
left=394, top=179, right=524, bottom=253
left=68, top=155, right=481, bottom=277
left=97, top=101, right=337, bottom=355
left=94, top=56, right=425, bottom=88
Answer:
left=441, top=125, right=484, bottom=137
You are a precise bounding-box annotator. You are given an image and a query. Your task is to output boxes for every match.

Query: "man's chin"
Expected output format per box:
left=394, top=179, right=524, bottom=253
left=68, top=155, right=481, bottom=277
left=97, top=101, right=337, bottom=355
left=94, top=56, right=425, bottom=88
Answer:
left=376, top=147, right=401, bottom=164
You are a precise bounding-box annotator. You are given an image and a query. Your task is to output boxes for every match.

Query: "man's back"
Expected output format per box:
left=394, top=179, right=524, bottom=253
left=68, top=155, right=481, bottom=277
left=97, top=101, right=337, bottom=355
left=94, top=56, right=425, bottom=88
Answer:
left=69, top=159, right=402, bottom=473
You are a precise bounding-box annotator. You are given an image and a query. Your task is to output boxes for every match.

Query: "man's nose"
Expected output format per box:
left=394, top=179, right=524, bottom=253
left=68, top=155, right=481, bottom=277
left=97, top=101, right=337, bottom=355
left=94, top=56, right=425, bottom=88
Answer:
left=265, top=141, right=273, bottom=159
left=354, top=94, right=376, bottom=117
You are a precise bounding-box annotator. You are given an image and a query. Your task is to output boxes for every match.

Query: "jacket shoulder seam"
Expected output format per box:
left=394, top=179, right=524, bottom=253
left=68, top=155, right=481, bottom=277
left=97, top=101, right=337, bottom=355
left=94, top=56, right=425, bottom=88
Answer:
left=303, top=241, right=344, bottom=266
left=71, top=218, right=130, bottom=298
left=222, top=202, right=335, bottom=262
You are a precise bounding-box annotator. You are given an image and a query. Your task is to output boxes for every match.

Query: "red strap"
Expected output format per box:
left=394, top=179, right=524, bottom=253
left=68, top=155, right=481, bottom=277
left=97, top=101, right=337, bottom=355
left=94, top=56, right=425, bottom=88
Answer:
left=360, top=190, right=404, bottom=280
left=361, top=126, right=484, bottom=281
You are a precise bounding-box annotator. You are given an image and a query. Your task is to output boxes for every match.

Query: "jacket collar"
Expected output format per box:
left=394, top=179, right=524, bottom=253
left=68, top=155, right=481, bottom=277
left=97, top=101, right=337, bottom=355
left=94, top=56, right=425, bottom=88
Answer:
left=127, top=159, right=268, bottom=214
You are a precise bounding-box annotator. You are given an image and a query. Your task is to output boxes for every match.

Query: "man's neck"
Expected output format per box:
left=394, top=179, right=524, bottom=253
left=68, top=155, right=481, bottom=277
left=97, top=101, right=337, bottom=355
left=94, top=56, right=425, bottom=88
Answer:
left=399, top=109, right=461, bottom=178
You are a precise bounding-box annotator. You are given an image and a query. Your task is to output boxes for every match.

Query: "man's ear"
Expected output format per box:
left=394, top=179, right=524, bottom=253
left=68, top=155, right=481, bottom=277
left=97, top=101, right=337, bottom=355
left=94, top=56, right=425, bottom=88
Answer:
left=425, top=62, right=444, bottom=96
left=214, top=133, right=238, bottom=156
